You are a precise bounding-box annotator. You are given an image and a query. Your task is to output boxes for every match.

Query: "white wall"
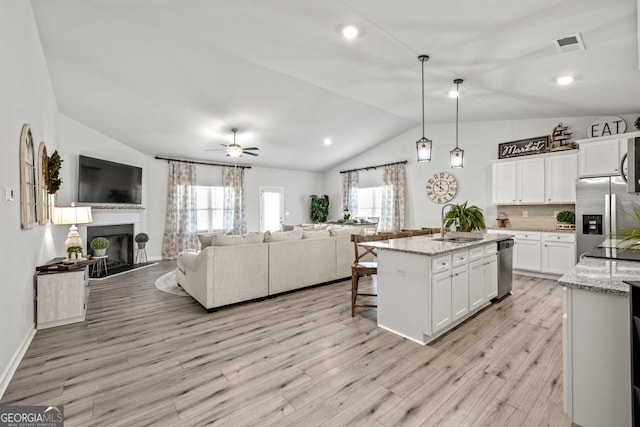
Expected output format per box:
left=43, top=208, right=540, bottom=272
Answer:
left=0, top=1, right=60, bottom=397
left=323, top=114, right=640, bottom=229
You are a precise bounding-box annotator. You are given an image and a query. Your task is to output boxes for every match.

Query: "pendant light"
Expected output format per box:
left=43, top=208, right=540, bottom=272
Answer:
left=450, top=78, right=464, bottom=168
left=416, top=55, right=432, bottom=163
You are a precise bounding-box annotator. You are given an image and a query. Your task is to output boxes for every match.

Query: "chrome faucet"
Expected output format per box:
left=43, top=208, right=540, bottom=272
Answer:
left=440, top=203, right=456, bottom=238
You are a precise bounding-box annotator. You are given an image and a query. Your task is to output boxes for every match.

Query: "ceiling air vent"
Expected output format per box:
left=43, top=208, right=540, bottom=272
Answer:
left=553, top=33, right=586, bottom=54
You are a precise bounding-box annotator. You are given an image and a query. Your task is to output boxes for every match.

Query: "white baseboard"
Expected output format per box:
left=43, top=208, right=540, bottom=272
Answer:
left=148, top=255, right=162, bottom=262
left=0, top=326, right=36, bottom=400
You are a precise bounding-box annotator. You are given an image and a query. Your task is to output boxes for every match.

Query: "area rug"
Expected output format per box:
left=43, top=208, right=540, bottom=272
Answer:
left=154, top=270, right=189, bottom=296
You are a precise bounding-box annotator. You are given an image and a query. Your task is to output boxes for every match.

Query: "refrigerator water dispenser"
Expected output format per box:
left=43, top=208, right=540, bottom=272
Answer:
left=582, top=214, right=603, bottom=235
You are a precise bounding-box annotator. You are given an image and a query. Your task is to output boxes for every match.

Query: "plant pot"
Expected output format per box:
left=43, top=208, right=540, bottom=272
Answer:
left=94, top=248, right=106, bottom=257
left=137, top=242, right=146, bottom=249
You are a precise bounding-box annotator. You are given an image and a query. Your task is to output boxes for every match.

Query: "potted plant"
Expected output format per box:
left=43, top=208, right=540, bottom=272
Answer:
left=310, top=195, right=329, bottom=223
left=635, top=116, right=640, bottom=131
left=46, top=150, right=63, bottom=194
left=135, top=232, right=149, bottom=249
left=443, top=202, right=486, bottom=232
left=616, top=203, right=640, bottom=248
left=556, top=210, right=575, bottom=230
left=90, top=237, right=109, bottom=257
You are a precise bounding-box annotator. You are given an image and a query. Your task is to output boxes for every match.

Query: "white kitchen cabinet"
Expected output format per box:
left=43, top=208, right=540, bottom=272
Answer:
left=36, top=267, right=88, bottom=329
left=513, top=231, right=541, bottom=271
left=541, top=233, right=576, bottom=275
left=577, top=137, right=622, bottom=177
left=451, top=265, right=469, bottom=321
left=545, top=153, right=577, bottom=203
left=492, top=157, right=545, bottom=204
left=563, top=286, right=631, bottom=426
left=483, top=254, right=498, bottom=300
left=468, top=259, right=485, bottom=311
left=432, top=270, right=452, bottom=333
left=492, top=161, right=517, bottom=204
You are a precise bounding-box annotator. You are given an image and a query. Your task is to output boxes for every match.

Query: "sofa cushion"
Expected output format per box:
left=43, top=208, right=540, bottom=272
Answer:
left=328, top=226, right=355, bottom=236
left=198, top=233, right=219, bottom=249
left=302, top=230, right=330, bottom=239
left=210, top=232, right=265, bottom=246
left=264, top=228, right=303, bottom=242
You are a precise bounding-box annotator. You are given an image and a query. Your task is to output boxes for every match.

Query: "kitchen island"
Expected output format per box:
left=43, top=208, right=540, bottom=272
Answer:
left=362, top=232, right=512, bottom=345
left=559, top=257, right=640, bottom=427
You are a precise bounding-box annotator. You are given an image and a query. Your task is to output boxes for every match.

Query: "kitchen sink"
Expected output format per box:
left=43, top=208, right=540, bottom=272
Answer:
left=432, top=236, right=484, bottom=243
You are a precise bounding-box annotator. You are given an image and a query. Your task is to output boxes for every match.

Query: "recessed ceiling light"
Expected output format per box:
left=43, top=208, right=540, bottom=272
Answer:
left=341, top=25, right=359, bottom=40
left=323, top=138, right=333, bottom=146
left=448, top=90, right=459, bottom=98
left=556, top=75, right=574, bottom=85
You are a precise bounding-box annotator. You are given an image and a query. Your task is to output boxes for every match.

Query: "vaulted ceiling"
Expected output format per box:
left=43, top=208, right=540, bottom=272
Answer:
left=31, top=0, right=640, bottom=172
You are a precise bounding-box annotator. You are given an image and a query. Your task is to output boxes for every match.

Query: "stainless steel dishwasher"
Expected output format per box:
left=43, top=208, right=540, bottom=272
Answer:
left=495, top=238, right=514, bottom=300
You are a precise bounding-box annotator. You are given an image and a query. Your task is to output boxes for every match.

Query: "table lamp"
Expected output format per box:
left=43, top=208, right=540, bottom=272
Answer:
left=53, top=203, right=93, bottom=260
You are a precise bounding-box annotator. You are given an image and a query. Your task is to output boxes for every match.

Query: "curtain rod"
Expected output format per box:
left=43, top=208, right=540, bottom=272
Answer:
left=154, top=156, right=252, bottom=169
left=339, top=160, right=408, bottom=174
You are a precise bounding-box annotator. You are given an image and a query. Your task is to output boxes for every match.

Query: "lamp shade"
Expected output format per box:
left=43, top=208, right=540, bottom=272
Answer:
left=53, top=205, right=93, bottom=225
left=416, top=138, right=432, bottom=163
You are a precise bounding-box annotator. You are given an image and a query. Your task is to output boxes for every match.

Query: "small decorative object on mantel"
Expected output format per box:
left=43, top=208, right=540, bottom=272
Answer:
left=550, top=122, right=578, bottom=151
left=496, top=212, right=509, bottom=228
left=587, top=116, right=626, bottom=138
left=556, top=210, right=576, bottom=231
left=498, top=136, right=549, bottom=159
left=135, top=232, right=149, bottom=249
left=635, top=116, right=640, bottom=131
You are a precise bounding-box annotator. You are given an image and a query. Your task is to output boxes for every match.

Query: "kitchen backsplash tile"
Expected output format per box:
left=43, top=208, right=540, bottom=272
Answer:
left=495, top=204, right=575, bottom=229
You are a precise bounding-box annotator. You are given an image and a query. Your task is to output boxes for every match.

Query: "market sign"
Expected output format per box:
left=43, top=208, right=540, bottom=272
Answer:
left=587, top=116, right=626, bottom=138
left=498, top=136, right=549, bottom=159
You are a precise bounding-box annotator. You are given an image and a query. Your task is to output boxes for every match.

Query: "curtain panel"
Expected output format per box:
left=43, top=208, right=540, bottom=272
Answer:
left=222, top=166, right=247, bottom=234
left=341, top=171, right=359, bottom=216
left=380, top=163, right=406, bottom=232
left=162, top=161, right=198, bottom=259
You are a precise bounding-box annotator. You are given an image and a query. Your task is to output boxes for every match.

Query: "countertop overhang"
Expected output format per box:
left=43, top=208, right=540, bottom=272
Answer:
left=559, top=257, right=640, bottom=296
left=360, top=232, right=513, bottom=256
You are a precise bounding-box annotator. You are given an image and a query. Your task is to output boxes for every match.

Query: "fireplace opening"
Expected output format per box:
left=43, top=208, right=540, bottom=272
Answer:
left=87, top=223, right=140, bottom=277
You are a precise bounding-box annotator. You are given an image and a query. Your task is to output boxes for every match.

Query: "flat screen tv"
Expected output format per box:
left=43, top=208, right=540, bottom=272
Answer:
left=78, top=155, right=142, bottom=204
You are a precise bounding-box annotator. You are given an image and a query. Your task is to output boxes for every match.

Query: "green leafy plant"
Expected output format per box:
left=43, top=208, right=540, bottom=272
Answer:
left=67, top=246, right=83, bottom=258
left=135, top=233, right=149, bottom=243
left=556, top=210, right=575, bottom=224
left=616, top=203, right=640, bottom=248
left=309, top=195, right=329, bottom=223
left=46, top=150, right=63, bottom=194
left=443, top=202, right=486, bottom=232
left=90, top=237, right=109, bottom=250
left=635, top=116, right=640, bottom=131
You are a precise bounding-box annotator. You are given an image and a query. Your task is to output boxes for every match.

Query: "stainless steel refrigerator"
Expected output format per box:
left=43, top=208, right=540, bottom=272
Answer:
left=576, top=176, right=640, bottom=260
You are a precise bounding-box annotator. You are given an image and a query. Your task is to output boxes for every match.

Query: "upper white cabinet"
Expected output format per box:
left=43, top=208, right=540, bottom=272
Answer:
left=577, top=138, right=622, bottom=177
left=545, top=153, right=577, bottom=203
left=492, top=157, right=544, bottom=204
left=493, top=152, right=577, bottom=205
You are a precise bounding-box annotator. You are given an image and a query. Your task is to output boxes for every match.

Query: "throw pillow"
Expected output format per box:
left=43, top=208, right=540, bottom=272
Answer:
left=210, top=232, right=265, bottom=246
left=198, top=233, right=217, bottom=249
left=302, top=230, right=330, bottom=239
left=264, top=228, right=303, bottom=242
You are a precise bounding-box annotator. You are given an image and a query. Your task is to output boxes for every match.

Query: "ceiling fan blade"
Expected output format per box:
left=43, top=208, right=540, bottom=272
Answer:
left=242, top=147, right=259, bottom=151
left=243, top=151, right=259, bottom=157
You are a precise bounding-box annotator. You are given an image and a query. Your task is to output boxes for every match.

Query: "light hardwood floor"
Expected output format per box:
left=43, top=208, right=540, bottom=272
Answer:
left=1, top=261, right=570, bottom=426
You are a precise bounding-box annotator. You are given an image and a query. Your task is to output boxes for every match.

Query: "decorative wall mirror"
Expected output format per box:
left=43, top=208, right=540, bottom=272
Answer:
left=19, top=124, right=38, bottom=229
left=37, top=141, right=51, bottom=224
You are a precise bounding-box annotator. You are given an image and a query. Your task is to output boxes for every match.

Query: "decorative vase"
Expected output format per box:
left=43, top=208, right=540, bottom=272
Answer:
left=94, top=248, right=107, bottom=257
left=137, top=242, right=146, bottom=249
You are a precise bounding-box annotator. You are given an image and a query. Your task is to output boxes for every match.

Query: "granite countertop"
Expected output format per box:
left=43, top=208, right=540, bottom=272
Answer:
left=558, top=257, right=640, bottom=296
left=487, top=226, right=576, bottom=234
left=360, top=232, right=512, bottom=256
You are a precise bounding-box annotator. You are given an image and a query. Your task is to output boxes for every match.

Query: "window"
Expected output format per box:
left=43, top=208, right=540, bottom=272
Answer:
left=195, top=186, right=229, bottom=233
left=355, top=186, right=383, bottom=219
left=19, top=124, right=38, bottom=229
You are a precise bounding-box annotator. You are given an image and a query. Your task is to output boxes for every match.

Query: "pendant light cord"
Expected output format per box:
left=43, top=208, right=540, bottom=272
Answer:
left=455, top=81, right=459, bottom=149
left=421, top=59, right=425, bottom=138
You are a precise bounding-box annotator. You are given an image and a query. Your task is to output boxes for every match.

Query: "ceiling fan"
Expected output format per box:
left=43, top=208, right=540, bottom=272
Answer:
left=206, top=128, right=259, bottom=158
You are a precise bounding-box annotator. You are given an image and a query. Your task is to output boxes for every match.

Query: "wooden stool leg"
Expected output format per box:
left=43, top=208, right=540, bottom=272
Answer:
left=351, top=272, right=358, bottom=317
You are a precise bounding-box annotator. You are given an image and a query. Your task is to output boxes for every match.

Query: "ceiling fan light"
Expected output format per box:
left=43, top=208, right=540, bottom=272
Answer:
left=450, top=147, right=464, bottom=168
left=227, top=144, right=243, bottom=158
left=416, top=137, right=432, bottom=163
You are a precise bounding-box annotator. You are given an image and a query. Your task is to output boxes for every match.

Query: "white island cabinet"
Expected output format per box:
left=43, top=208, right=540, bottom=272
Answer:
left=370, top=233, right=509, bottom=345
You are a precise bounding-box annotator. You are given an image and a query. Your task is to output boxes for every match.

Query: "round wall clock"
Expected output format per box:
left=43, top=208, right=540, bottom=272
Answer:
left=426, top=172, right=457, bottom=203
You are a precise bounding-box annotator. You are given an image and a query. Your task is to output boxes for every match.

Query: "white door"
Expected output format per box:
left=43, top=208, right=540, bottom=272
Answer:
left=483, top=255, right=498, bottom=300
left=468, top=260, right=485, bottom=310
left=513, top=239, right=541, bottom=271
left=545, top=154, right=577, bottom=203
left=451, top=265, right=469, bottom=321
left=492, top=161, right=517, bottom=204
left=517, top=158, right=545, bottom=203
left=431, top=271, right=452, bottom=333
left=542, top=242, right=576, bottom=274
left=260, top=187, right=284, bottom=232
left=578, top=138, right=621, bottom=177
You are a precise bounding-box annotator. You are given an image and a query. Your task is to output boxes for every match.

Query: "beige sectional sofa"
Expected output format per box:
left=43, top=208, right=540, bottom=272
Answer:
left=176, top=227, right=355, bottom=311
